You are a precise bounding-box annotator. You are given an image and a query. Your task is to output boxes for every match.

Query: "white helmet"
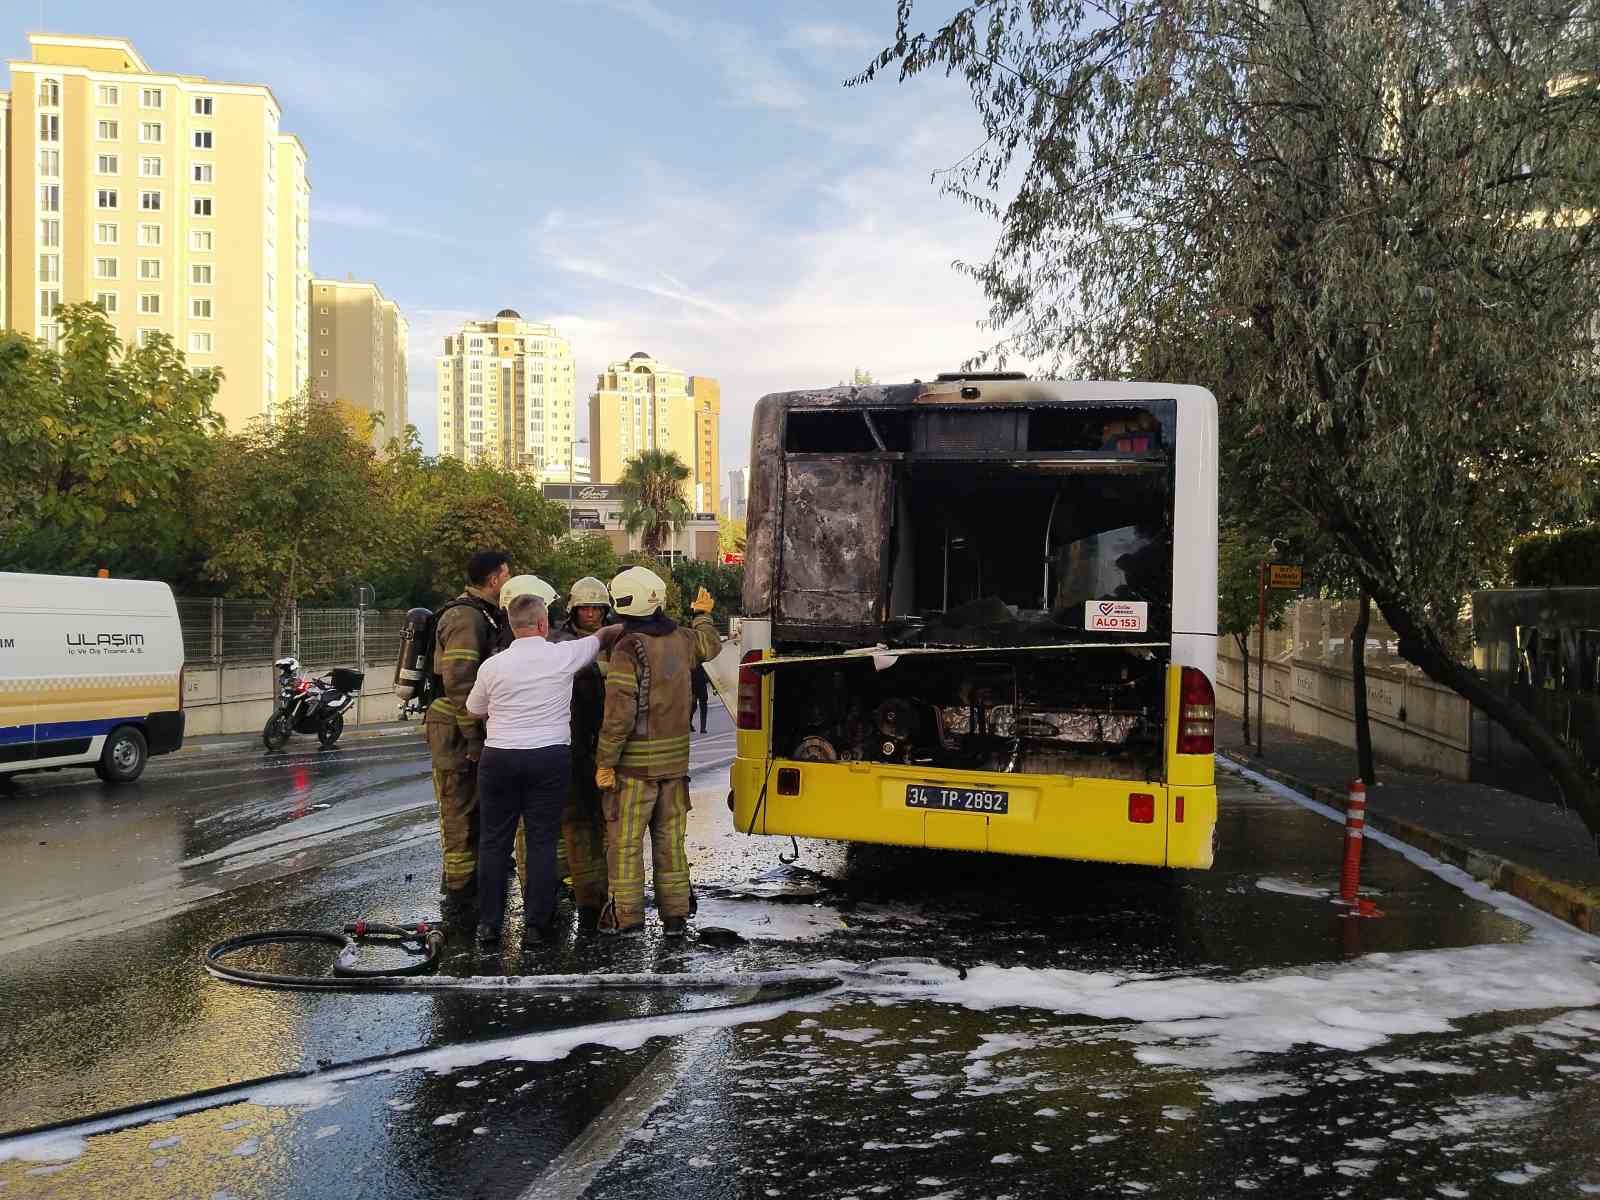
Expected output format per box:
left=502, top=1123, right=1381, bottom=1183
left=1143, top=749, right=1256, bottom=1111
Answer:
left=275, top=657, right=300, bottom=672
left=568, top=575, right=610, bottom=609
left=500, top=574, right=557, bottom=608
left=609, top=565, right=667, bottom=618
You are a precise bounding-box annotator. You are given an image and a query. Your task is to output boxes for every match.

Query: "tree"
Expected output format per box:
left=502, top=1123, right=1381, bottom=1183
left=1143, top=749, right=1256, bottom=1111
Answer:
left=864, top=1, right=1600, bottom=837
left=670, top=559, right=744, bottom=631
left=617, top=450, right=692, bottom=557
left=838, top=367, right=876, bottom=385
left=718, top=518, right=747, bottom=557
left=194, top=390, right=382, bottom=654
left=1218, top=527, right=1294, bottom=747
left=538, top=533, right=621, bottom=600
left=0, top=304, right=221, bottom=581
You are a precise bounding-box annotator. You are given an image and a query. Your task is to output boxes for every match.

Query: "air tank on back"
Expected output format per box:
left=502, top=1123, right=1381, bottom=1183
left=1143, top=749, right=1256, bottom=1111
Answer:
left=394, top=606, right=433, bottom=712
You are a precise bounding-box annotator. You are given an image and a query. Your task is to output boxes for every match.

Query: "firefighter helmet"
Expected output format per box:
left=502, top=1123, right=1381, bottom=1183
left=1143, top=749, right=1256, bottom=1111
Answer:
left=500, top=574, right=557, bottom=608
left=568, top=575, right=611, bottom=609
left=609, top=565, right=667, bottom=618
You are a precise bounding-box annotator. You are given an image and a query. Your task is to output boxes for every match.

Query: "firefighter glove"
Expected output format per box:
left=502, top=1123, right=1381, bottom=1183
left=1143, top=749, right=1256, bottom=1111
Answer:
left=596, top=766, right=617, bottom=791
left=691, top=586, right=715, bottom=614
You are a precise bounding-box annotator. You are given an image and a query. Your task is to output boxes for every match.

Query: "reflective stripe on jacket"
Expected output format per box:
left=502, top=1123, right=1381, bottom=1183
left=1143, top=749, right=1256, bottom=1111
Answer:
left=596, top=614, right=720, bottom=779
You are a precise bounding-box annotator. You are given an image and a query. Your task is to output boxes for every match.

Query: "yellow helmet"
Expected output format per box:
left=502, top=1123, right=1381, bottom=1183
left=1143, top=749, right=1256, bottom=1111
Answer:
left=609, top=565, right=667, bottom=618
left=500, top=574, right=557, bottom=608
left=568, top=575, right=610, bottom=609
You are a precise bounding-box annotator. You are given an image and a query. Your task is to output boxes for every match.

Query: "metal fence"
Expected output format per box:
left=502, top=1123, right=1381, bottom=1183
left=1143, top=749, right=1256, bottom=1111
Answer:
left=177, top=597, right=407, bottom=668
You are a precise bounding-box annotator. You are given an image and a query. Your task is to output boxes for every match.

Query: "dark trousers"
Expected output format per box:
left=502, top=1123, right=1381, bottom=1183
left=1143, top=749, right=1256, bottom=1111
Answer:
left=693, top=693, right=708, bottom=732
left=477, top=744, right=570, bottom=934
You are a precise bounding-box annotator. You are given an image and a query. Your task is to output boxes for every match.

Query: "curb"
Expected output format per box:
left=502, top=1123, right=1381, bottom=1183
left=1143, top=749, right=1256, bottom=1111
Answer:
left=1219, top=748, right=1600, bottom=936
left=177, top=722, right=422, bottom=757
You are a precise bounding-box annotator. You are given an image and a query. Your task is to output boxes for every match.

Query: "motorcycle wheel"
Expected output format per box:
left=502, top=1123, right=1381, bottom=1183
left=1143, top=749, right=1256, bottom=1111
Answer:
left=318, top=712, right=345, bottom=748
left=262, top=713, right=291, bottom=751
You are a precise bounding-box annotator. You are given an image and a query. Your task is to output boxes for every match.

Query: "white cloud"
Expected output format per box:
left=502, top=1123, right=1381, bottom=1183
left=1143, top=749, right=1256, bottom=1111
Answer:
left=782, top=23, right=879, bottom=53
left=316, top=202, right=464, bottom=246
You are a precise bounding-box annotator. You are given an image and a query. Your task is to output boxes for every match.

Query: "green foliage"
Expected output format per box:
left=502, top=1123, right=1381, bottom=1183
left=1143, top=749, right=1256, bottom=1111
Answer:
left=838, top=367, right=876, bottom=386
left=670, top=559, right=744, bottom=630
left=0, top=304, right=221, bottom=580
left=1218, top=527, right=1293, bottom=645
left=193, top=391, right=381, bottom=644
left=540, top=534, right=621, bottom=599
left=617, top=450, right=692, bottom=556
left=1510, top=528, right=1600, bottom=588
left=718, top=518, right=746, bottom=557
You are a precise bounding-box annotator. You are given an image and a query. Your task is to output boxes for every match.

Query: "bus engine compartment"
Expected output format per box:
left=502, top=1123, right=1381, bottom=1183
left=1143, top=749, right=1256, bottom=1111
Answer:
left=769, top=646, right=1170, bottom=782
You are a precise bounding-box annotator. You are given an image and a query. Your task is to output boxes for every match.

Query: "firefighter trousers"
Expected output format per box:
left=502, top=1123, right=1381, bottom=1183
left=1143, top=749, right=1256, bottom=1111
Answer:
left=602, top=774, right=691, bottom=927
left=426, top=722, right=478, bottom=894
left=564, top=767, right=608, bottom=912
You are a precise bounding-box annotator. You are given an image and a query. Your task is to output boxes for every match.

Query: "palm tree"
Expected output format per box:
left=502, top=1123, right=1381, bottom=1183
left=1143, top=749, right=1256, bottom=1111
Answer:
left=617, top=449, right=691, bottom=557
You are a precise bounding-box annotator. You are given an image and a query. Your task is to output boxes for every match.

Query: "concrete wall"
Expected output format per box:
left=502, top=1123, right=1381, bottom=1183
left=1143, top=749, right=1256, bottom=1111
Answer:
left=181, top=657, right=402, bottom=737
left=1216, top=640, right=1471, bottom=780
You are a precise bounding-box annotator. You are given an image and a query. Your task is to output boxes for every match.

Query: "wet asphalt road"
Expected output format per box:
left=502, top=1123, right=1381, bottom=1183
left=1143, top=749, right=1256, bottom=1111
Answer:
left=1, top=709, right=1598, bottom=1199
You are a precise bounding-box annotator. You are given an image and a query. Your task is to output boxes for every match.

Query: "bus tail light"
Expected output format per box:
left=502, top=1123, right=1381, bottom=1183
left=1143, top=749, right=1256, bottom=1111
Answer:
left=737, top=651, right=764, bottom=730
left=1128, top=793, right=1155, bottom=823
left=1177, top=667, right=1215, bottom=755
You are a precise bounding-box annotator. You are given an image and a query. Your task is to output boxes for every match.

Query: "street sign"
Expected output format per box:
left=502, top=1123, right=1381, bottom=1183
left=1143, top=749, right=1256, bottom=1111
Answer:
left=1268, top=564, right=1303, bottom=590
left=722, top=552, right=744, bottom=565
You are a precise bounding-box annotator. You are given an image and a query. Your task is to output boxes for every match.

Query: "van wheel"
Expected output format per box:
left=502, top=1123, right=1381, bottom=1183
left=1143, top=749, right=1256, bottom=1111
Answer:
left=318, top=712, right=344, bottom=748
left=96, top=726, right=148, bottom=783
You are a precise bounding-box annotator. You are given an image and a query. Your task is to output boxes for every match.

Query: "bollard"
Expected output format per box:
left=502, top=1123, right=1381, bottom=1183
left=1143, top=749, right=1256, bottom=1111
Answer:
left=1339, top=779, right=1366, bottom=905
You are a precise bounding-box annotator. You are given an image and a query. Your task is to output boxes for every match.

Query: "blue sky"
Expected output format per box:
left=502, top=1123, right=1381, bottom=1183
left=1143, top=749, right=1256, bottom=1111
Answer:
left=6, top=1, right=1004, bottom=464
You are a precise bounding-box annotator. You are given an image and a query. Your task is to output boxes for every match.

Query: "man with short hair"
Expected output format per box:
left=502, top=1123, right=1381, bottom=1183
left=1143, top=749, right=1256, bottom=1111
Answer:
left=425, top=551, right=512, bottom=919
left=466, top=593, right=625, bottom=945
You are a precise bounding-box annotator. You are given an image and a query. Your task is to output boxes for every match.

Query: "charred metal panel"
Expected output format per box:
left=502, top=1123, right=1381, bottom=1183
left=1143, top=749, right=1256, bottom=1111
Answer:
left=777, top=459, right=892, bottom=626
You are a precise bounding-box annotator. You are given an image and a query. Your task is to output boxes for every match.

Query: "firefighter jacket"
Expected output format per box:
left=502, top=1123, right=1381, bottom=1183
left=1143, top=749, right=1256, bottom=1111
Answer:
left=550, top=616, right=607, bottom=762
left=423, top=586, right=508, bottom=751
left=597, top=613, right=720, bottom=780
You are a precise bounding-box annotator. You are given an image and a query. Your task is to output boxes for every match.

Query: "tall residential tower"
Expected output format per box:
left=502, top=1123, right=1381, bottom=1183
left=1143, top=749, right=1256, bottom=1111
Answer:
left=309, top=277, right=408, bottom=449
left=2, top=34, right=310, bottom=427
left=436, top=310, right=577, bottom=478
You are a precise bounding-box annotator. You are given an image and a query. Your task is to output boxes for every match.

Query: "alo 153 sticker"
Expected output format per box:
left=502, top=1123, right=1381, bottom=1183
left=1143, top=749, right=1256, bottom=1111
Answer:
left=1086, top=600, right=1148, bottom=632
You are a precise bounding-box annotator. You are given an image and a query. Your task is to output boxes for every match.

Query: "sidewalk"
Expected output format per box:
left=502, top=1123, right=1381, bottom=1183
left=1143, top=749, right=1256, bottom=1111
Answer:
left=177, top=720, right=421, bottom=757
left=1218, top=723, right=1600, bottom=934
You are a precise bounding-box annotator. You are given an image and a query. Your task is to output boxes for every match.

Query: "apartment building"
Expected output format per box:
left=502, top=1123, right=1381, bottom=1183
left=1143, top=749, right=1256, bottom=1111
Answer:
left=436, top=310, right=577, bottom=479
left=686, top=375, right=720, bottom=515
left=2, top=34, right=310, bottom=428
left=309, top=277, right=408, bottom=449
left=725, top=465, right=749, bottom=521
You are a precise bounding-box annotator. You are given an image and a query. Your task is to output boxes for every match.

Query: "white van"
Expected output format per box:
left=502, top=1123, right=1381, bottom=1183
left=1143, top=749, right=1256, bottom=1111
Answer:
left=0, top=572, right=185, bottom=783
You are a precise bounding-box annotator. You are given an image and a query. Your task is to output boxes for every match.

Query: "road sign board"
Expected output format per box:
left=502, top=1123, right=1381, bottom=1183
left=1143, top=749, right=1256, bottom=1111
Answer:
left=1268, top=564, right=1303, bottom=590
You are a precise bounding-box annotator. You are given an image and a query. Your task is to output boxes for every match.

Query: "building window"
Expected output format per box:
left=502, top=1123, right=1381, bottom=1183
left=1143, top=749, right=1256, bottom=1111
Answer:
left=97, top=119, right=120, bottom=140
left=191, top=298, right=213, bottom=319
left=319, top=348, right=329, bottom=357
left=140, top=191, right=162, bottom=211
left=95, top=292, right=118, bottom=314
left=40, top=290, right=61, bottom=318
left=193, top=197, right=212, bottom=217
left=138, top=224, right=161, bottom=247
left=38, top=148, right=60, bottom=176
left=95, top=222, right=119, bottom=244
left=191, top=230, right=213, bottom=251
left=193, top=96, right=213, bottom=116
left=38, top=254, right=60, bottom=283
left=139, top=259, right=161, bottom=280
left=140, top=121, right=163, bottom=143
left=192, top=163, right=213, bottom=183
left=192, top=264, right=212, bottom=285
left=95, top=257, right=119, bottom=279
left=319, top=368, right=329, bottom=378
left=319, top=326, right=328, bottom=335
left=141, top=87, right=162, bottom=108
left=40, top=184, right=61, bottom=213
left=97, top=189, right=118, bottom=209
left=193, top=130, right=213, bottom=150
left=318, top=305, right=329, bottom=315
left=138, top=329, right=159, bottom=348
left=39, top=114, right=60, bottom=142
left=97, top=153, right=120, bottom=174
left=140, top=156, right=162, bottom=177
left=97, top=84, right=121, bottom=105
left=139, top=294, right=161, bottom=315
left=40, top=219, right=60, bottom=247
left=38, top=79, right=60, bottom=106
left=190, top=332, right=213, bottom=353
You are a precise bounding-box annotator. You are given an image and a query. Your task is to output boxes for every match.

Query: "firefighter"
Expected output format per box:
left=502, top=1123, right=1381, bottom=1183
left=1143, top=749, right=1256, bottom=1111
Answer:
left=498, top=573, right=560, bottom=905
left=425, top=550, right=513, bottom=920
left=594, top=566, right=721, bottom=936
left=550, top=575, right=613, bottom=931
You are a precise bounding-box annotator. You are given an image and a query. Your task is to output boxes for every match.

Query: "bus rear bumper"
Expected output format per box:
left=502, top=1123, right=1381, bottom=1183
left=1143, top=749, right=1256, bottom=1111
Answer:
left=732, top=756, right=1217, bottom=869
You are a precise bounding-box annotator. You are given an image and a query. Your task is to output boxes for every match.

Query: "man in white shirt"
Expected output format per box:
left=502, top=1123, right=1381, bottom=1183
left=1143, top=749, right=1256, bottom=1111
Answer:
left=466, top=593, right=624, bottom=945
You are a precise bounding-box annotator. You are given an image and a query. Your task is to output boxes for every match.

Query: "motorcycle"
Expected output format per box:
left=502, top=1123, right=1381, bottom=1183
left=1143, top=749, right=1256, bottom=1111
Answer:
left=262, top=658, right=363, bottom=751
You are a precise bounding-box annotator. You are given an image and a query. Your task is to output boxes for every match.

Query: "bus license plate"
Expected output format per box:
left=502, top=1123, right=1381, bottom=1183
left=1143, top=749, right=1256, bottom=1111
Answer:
left=905, top=784, right=1009, bottom=814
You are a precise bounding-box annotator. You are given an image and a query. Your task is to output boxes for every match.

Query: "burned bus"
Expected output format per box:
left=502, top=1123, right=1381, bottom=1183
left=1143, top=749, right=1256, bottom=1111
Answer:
left=730, top=375, right=1218, bottom=868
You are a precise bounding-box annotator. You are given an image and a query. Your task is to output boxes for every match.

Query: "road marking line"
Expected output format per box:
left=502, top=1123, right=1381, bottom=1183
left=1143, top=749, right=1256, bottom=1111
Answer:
left=521, top=1026, right=718, bottom=1200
